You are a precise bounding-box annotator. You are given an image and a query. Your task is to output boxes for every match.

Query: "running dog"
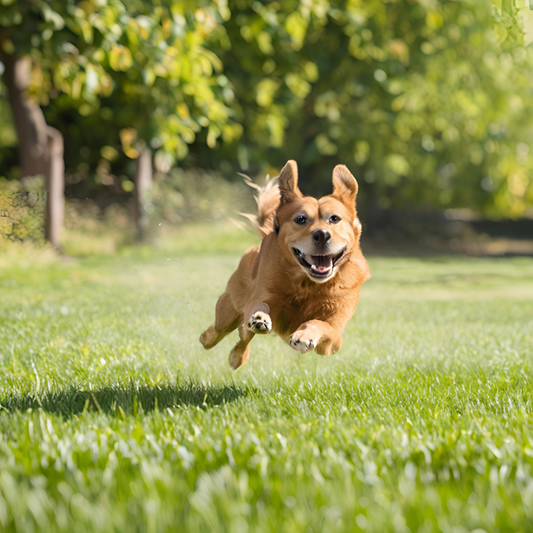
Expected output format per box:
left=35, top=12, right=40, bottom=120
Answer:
left=200, top=160, right=370, bottom=369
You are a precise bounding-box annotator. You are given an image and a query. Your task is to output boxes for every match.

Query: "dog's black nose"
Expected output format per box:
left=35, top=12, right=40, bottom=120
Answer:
left=312, top=229, right=331, bottom=245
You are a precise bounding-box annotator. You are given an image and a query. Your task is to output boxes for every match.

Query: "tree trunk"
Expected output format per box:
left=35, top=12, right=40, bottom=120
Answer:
left=2, top=55, right=48, bottom=177
left=1, top=53, right=65, bottom=250
left=44, top=126, right=64, bottom=249
left=133, top=146, right=153, bottom=240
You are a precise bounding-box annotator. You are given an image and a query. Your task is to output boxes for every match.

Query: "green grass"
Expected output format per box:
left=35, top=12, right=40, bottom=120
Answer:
left=1, top=225, right=533, bottom=532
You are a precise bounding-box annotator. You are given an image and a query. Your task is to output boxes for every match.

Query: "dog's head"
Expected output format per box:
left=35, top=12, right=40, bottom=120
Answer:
left=275, top=160, right=362, bottom=283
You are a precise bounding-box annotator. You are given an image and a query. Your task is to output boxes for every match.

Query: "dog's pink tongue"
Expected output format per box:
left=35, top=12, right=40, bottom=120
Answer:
left=310, top=255, right=332, bottom=272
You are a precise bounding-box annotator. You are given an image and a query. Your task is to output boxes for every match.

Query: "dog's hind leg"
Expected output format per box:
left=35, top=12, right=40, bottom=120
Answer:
left=228, top=325, right=255, bottom=370
left=200, top=291, right=241, bottom=350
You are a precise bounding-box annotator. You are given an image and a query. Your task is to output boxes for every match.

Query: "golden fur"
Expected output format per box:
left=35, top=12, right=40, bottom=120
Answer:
left=200, top=160, right=370, bottom=369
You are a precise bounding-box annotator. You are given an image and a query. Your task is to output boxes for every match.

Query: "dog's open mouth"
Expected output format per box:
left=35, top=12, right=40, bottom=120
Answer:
left=292, top=247, right=346, bottom=280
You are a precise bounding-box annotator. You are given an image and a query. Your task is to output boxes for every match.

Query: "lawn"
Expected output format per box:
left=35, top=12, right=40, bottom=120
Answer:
left=1, top=225, right=532, bottom=532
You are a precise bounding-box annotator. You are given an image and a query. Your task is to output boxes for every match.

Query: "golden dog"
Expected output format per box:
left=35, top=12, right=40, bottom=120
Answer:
left=200, top=160, right=370, bottom=369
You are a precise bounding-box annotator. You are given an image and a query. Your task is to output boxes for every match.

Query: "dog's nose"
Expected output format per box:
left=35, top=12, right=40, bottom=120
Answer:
left=312, top=229, right=331, bottom=245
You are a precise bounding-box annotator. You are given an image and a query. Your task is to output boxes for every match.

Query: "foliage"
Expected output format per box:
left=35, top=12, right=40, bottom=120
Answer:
left=204, top=0, right=533, bottom=217
left=1, top=0, right=533, bottom=218
left=0, top=226, right=532, bottom=531
left=0, top=190, right=45, bottom=242
left=0, top=0, right=240, bottom=171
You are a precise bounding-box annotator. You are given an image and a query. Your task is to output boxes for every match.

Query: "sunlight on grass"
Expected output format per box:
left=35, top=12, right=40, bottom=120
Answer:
left=0, top=226, right=532, bottom=532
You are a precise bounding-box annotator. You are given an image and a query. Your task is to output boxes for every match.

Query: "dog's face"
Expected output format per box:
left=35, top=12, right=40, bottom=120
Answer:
left=275, top=161, right=362, bottom=283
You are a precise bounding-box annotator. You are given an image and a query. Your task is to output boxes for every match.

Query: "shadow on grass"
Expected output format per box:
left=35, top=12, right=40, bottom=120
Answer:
left=0, top=382, right=246, bottom=418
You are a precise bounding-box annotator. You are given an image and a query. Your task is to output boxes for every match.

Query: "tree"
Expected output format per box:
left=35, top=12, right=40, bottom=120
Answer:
left=200, top=0, right=533, bottom=220
left=0, top=0, right=240, bottom=243
left=0, top=34, right=65, bottom=248
left=2, top=0, right=532, bottom=231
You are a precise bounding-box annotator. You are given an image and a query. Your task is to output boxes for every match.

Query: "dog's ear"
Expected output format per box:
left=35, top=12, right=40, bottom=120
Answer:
left=278, top=160, right=302, bottom=205
left=332, top=164, right=358, bottom=203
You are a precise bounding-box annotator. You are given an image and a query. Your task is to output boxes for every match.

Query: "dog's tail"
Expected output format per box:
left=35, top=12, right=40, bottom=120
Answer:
left=238, top=174, right=280, bottom=240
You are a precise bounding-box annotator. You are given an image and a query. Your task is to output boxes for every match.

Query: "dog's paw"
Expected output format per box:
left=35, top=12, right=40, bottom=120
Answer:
left=247, top=312, right=272, bottom=334
left=289, top=330, right=318, bottom=354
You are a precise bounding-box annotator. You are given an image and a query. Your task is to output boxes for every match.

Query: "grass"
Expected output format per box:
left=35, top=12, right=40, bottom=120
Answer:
left=1, top=225, right=533, bottom=532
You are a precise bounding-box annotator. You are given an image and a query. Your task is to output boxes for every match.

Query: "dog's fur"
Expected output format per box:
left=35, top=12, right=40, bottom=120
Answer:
left=200, top=160, right=370, bottom=369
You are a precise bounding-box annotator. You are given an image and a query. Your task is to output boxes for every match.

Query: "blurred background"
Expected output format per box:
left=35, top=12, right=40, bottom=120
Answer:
left=1, top=0, right=533, bottom=255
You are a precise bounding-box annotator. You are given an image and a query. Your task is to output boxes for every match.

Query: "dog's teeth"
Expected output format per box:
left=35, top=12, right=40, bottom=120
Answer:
left=311, top=264, right=318, bottom=270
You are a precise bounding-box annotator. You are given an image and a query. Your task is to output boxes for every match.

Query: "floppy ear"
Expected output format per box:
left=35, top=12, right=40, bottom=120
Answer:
left=332, top=164, right=358, bottom=202
left=278, top=160, right=303, bottom=205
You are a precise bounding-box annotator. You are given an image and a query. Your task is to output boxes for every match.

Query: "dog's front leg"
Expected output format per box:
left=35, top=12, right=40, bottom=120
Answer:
left=289, top=320, right=342, bottom=356
left=244, top=302, right=272, bottom=335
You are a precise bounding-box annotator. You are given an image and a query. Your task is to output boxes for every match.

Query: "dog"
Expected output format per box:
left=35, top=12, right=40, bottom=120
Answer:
left=200, top=160, right=370, bottom=369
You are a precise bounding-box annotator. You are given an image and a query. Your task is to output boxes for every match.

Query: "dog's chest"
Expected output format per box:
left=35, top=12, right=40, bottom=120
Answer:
left=271, top=292, right=340, bottom=336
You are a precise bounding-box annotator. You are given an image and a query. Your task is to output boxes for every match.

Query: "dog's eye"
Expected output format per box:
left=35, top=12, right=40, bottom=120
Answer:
left=294, top=215, right=307, bottom=225
left=329, top=215, right=341, bottom=224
